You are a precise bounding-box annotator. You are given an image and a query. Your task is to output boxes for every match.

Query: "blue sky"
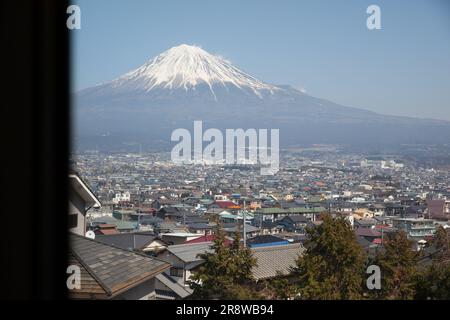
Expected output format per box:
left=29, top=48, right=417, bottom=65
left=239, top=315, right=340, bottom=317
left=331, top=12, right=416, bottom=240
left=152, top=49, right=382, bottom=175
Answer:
left=72, top=0, right=450, bottom=120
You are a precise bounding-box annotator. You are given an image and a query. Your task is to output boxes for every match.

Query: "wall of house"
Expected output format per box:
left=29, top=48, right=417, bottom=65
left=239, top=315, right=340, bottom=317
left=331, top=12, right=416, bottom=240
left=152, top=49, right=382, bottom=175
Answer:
left=156, top=252, right=186, bottom=286
left=113, top=278, right=156, bottom=300
left=155, top=279, right=176, bottom=300
left=162, top=235, right=201, bottom=245
left=69, top=188, right=86, bottom=236
left=143, top=240, right=167, bottom=254
left=185, top=270, right=193, bottom=284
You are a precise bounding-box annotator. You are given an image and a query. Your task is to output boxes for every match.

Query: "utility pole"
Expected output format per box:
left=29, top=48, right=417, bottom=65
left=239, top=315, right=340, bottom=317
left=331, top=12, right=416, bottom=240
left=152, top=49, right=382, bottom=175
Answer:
left=243, top=199, right=246, bottom=247
left=137, top=209, right=141, bottom=232
left=260, top=210, right=263, bottom=231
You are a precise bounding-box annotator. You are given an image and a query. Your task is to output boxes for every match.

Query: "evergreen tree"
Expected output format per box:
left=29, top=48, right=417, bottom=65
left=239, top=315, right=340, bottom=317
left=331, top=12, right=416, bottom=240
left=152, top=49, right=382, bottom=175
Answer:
left=433, top=226, right=449, bottom=262
left=293, top=215, right=367, bottom=299
left=189, top=223, right=258, bottom=299
left=228, top=229, right=256, bottom=285
left=375, top=231, right=420, bottom=299
left=264, top=271, right=295, bottom=300
left=413, top=226, right=450, bottom=300
left=414, top=261, right=450, bottom=300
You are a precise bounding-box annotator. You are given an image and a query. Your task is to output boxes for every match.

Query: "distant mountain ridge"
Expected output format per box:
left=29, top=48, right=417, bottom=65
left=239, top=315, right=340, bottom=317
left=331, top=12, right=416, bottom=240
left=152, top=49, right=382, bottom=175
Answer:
left=74, top=44, right=450, bottom=151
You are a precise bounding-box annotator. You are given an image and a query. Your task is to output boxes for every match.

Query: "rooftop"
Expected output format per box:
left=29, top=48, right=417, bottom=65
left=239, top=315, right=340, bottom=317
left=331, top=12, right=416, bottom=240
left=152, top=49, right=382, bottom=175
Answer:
left=251, top=243, right=304, bottom=280
left=69, top=233, right=170, bottom=299
left=166, top=242, right=214, bottom=263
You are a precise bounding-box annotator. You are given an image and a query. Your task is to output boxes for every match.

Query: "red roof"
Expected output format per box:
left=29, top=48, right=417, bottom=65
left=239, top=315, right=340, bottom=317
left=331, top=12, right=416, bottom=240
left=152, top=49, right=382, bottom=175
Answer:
left=96, top=224, right=116, bottom=229
left=372, top=238, right=383, bottom=245
left=94, top=224, right=119, bottom=235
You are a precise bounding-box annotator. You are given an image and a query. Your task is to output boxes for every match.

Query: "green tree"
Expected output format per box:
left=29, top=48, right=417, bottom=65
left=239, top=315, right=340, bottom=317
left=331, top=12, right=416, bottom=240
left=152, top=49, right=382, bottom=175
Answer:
left=432, top=226, right=449, bottom=262
left=188, top=223, right=258, bottom=299
left=264, top=271, right=295, bottom=300
left=413, top=226, right=450, bottom=300
left=228, top=229, right=256, bottom=285
left=375, top=231, right=420, bottom=299
left=293, top=216, right=367, bottom=299
left=414, top=261, right=450, bottom=300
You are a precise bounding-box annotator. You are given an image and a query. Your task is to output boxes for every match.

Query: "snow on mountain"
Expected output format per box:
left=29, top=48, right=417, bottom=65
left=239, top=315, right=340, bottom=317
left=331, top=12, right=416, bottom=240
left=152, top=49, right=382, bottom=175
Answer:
left=75, top=44, right=450, bottom=151
left=109, top=44, right=278, bottom=99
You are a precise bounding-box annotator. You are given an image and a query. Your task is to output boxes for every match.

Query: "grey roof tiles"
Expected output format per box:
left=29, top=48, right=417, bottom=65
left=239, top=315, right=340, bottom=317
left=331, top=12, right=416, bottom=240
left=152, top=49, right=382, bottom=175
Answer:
left=69, top=233, right=170, bottom=298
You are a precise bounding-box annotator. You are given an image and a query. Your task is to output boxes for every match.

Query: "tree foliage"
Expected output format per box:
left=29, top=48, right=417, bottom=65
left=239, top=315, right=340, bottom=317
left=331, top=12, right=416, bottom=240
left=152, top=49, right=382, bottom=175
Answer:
left=189, top=224, right=258, bottom=299
left=413, top=226, right=450, bottom=299
left=293, top=215, right=367, bottom=299
left=260, top=271, right=296, bottom=300
left=374, top=231, right=420, bottom=299
left=432, top=226, right=450, bottom=263
left=414, top=261, right=450, bottom=300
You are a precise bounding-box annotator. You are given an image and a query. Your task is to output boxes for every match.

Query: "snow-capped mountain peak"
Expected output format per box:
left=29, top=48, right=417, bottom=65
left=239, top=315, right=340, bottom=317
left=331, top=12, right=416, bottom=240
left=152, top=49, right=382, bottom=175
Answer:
left=76, top=45, right=450, bottom=150
left=111, top=44, right=277, bottom=97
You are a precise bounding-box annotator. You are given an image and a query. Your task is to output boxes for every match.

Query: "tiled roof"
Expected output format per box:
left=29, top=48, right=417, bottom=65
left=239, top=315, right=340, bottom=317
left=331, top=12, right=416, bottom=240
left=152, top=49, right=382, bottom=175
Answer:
left=95, top=233, right=158, bottom=251
left=355, top=228, right=382, bottom=237
left=166, top=242, right=213, bottom=263
left=223, top=225, right=260, bottom=234
left=68, top=233, right=170, bottom=299
left=354, top=219, right=377, bottom=226
left=251, top=243, right=304, bottom=280
left=68, top=252, right=105, bottom=297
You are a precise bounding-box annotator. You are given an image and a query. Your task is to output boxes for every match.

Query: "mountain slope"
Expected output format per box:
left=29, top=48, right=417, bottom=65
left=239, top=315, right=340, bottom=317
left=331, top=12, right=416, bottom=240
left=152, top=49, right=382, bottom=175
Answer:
left=110, top=44, right=277, bottom=97
left=74, top=44, right=450, bottom=151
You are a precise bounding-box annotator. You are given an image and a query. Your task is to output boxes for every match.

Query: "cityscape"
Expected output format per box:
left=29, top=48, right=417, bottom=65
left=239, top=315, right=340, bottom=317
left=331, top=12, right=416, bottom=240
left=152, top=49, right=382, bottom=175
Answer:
left=68, top=144, right=450, bottom=299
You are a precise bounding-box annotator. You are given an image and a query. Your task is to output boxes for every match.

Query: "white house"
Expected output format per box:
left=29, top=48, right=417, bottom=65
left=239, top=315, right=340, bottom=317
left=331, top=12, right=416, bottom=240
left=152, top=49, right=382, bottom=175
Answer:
left=112, top=191, right=131, bottom=204
left=69, top=173, right=101, bottom=236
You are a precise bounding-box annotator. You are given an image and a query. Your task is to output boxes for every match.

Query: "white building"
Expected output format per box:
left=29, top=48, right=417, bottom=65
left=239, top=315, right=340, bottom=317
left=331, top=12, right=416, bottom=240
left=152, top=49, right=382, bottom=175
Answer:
left=112, top=191, right=131, bottom=204
left=69, top=173, right=101, bottom=236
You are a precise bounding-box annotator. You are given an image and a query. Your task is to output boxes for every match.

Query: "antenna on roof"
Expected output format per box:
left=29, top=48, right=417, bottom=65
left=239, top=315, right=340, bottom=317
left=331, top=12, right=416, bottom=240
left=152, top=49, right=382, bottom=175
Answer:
left=85, top=230, right=96, bottom=240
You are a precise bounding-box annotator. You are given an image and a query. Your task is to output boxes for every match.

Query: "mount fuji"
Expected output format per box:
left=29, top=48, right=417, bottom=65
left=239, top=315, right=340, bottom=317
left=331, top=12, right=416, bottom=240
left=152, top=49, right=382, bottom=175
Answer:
left=74, top=44, right=450, bottom=151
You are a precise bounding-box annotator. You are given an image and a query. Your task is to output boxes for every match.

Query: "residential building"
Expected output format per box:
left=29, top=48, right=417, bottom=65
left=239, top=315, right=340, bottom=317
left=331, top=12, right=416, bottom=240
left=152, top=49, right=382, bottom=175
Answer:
left=392, top=218, right=436, bottom=240
left=69, top=173, right=101, bottom=236
left=68, top=233, right=170, bottom=300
